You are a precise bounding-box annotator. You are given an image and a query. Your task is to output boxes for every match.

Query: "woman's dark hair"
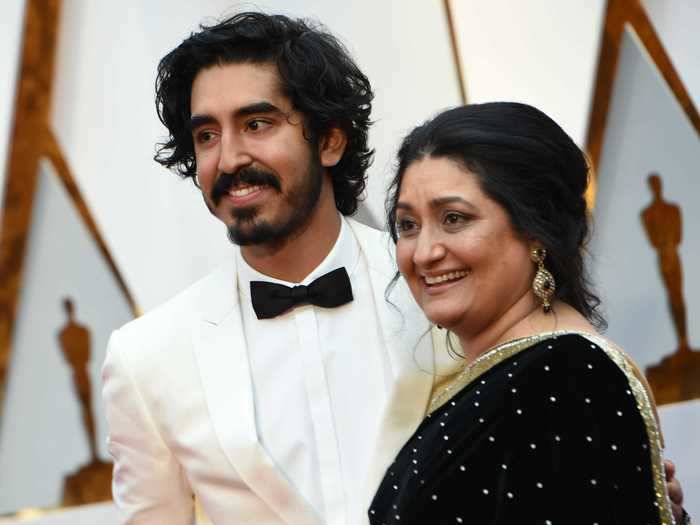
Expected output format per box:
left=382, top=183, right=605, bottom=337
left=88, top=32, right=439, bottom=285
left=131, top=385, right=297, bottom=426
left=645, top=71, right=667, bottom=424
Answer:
left=386, top=102, right=605, bottom=329
left=154, top=12, right=374, bottom=215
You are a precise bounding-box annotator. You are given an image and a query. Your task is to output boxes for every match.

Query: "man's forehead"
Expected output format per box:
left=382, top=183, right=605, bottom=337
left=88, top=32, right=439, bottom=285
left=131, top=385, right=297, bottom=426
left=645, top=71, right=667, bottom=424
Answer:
left=190, top=61, right=288, bottom=113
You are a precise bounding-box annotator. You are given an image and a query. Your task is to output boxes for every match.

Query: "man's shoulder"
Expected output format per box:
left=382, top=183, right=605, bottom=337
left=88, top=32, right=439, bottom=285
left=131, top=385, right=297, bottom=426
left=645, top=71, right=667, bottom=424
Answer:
left=114, top=263, right=233, bottom=347
left=346, top=216, right=386, bottom=242
left=346, top=217, right=396, bottom=275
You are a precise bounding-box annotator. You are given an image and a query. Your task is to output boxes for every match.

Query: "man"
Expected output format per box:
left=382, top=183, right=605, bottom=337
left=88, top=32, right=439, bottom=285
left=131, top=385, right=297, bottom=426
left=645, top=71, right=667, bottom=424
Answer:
left=102, top=11, right=687, bottom=525
left=102, top=12, right=441, bottom=525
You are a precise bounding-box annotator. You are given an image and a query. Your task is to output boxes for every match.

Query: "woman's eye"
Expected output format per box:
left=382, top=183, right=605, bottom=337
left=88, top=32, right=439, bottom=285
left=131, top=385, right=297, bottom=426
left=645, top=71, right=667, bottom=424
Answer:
left=445, top=212, right=462, bottom=224
left=397, top=219, right=418, bottom=235
left=443, top=212, right=468, bottom=228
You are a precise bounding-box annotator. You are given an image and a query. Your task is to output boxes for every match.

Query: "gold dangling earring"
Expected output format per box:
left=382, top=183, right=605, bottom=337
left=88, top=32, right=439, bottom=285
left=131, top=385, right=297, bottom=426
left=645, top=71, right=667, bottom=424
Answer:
left=531, top=247, right=555, bottom=313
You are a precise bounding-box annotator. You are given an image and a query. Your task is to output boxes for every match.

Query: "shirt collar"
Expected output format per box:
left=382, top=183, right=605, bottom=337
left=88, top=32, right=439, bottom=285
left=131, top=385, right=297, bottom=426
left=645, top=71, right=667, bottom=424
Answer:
left=237, top=215, right=360, bottom=300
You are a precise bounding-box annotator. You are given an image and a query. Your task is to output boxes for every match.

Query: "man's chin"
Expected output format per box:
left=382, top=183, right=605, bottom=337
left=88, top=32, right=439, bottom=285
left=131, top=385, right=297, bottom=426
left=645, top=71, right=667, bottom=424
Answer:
left=229, top=205, right=261, bottom=222
left=226, top=219, right=278, bottom=247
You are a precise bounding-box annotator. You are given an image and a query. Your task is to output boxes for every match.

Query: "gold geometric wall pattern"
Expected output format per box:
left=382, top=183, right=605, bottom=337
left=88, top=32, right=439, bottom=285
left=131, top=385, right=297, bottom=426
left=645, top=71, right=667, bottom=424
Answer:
left=585, top=0, right=700, bottom=206
left=443, top=0, right=468, bottom=105
left=586, top=0, right=700, bottom=404
left=0, top=0, right=139, bottom=512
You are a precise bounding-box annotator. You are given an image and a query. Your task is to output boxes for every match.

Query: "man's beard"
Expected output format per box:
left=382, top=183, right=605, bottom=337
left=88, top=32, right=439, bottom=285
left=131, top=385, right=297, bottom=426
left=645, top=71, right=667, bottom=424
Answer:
left=210, top=154, right=324, bottom=247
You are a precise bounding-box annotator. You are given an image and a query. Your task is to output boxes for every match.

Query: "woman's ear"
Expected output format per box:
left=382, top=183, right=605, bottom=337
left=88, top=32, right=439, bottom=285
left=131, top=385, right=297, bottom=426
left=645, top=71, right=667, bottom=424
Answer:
left=319, top=127, right=348, bottom=168
left=528, top=237, right=543, bottom=253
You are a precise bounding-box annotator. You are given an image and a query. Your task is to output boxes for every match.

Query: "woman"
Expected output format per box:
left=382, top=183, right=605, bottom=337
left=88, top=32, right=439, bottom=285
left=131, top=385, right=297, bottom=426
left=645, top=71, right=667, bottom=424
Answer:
left=370, top=103, right=676, bottom=524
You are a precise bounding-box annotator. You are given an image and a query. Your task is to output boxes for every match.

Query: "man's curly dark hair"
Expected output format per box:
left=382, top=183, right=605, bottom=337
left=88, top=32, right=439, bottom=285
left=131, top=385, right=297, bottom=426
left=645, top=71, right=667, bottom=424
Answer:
left=154, top=12, right=374, bottom=216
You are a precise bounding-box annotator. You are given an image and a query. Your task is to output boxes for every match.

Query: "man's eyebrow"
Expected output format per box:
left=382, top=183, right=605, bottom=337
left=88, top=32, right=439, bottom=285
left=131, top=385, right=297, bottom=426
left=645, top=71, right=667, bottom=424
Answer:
left=188, top=114, right=215, bottom=131
left=234, top=101, right=286, bottom=118
left=188, top=102, right=286, bottom=132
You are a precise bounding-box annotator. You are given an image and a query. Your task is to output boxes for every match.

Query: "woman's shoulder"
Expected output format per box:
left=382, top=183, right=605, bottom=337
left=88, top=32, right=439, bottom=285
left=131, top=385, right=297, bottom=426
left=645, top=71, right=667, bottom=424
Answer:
left=547, top=331, right=662, bottom=430
left=519, top=331, right=662, bottom=433
left=524, top=331, right=641, bottom=383
left=503, top=331, right=643, bottom=400
left=539, top=332, right=645, bottom=382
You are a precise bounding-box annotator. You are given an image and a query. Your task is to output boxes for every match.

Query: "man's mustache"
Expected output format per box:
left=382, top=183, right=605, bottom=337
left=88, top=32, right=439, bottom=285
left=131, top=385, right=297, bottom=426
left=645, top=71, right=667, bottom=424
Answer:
left=211, top=167, right=282, bottom=205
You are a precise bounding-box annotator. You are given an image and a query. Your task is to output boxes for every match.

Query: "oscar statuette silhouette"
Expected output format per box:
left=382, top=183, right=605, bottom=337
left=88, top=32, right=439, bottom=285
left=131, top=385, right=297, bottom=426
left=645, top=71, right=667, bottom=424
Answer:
left=642, top=174, right=700, bottom=404
left=58, top=298, right=112, bottom=506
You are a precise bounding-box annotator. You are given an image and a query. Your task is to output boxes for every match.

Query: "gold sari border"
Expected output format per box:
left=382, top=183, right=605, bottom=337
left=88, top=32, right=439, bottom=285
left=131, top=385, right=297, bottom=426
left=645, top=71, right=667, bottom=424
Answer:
left=429, top=332, right=550, bottom=414
left=581, top=332, right=675, bottom=525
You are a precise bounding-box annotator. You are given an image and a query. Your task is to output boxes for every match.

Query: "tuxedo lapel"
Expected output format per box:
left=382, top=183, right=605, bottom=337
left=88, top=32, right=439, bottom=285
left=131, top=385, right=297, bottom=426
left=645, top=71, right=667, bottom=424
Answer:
left=348, top=217, right=433, bottom=381
left=193, top=262, right=320, bottom=525
left=361, top=274, right=435, bottom=517
left=347, top=220, right=436, bottom=518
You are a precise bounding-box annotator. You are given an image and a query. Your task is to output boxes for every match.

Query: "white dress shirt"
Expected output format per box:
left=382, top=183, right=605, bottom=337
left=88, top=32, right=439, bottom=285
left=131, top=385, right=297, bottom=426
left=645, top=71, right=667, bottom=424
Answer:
left=237, top=216, right=393, bottom=525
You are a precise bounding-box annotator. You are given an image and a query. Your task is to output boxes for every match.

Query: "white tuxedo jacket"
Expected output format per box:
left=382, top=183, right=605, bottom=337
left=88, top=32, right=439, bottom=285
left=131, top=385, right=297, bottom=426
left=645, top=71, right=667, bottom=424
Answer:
left=102, top=219, right=450, bottom=525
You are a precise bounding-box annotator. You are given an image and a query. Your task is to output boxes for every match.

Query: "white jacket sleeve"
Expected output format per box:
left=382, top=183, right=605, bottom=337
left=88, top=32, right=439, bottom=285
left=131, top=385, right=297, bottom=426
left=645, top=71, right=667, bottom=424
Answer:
left=102, top=329, right=194, bottom=524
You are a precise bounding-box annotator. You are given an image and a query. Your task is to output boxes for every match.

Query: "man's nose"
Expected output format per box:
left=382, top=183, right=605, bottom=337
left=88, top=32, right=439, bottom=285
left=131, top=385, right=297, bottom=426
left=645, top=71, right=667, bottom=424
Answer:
left=217, top=131, right=253, bottom=175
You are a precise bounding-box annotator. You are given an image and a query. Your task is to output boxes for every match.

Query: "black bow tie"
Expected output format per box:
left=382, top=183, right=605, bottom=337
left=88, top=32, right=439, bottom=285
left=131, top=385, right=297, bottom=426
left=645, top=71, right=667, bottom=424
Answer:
left=250, top=267, right=353, bottom=319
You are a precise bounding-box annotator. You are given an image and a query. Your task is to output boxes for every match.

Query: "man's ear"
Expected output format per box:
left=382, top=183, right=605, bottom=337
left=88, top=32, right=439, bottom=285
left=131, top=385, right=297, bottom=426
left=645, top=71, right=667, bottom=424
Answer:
left=319, top=127, right=347, bottom=168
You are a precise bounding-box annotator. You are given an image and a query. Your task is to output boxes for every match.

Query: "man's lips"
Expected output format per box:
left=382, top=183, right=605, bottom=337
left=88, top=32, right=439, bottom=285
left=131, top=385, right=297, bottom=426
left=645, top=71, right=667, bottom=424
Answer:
left=228, top=184, right=264, bottom=198
left=223, top=184, right=269, bottom=205
left=210, top=167, right=281, bottom=205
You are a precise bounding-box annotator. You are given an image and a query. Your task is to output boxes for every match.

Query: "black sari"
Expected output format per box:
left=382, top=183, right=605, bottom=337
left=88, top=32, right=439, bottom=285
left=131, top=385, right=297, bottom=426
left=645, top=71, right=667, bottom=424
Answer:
left=369, top=332, right=674, bottom=525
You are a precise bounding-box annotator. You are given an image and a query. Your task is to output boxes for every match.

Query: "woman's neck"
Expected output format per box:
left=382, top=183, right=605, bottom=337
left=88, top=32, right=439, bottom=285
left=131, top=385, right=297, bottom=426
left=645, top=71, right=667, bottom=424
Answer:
left=455, top=298, right=597, bottom=364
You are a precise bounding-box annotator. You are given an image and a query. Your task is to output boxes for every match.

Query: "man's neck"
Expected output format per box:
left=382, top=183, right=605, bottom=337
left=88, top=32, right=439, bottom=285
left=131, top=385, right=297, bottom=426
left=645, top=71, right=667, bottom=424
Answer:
left=240, top=199, right=342, bottom=283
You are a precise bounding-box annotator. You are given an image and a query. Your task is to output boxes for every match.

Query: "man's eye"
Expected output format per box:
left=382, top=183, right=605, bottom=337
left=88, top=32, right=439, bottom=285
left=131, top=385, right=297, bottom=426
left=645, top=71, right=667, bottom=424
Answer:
left=246, top=119, right=272, bottom=132
left=195, top=130, right=214, bottom=144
